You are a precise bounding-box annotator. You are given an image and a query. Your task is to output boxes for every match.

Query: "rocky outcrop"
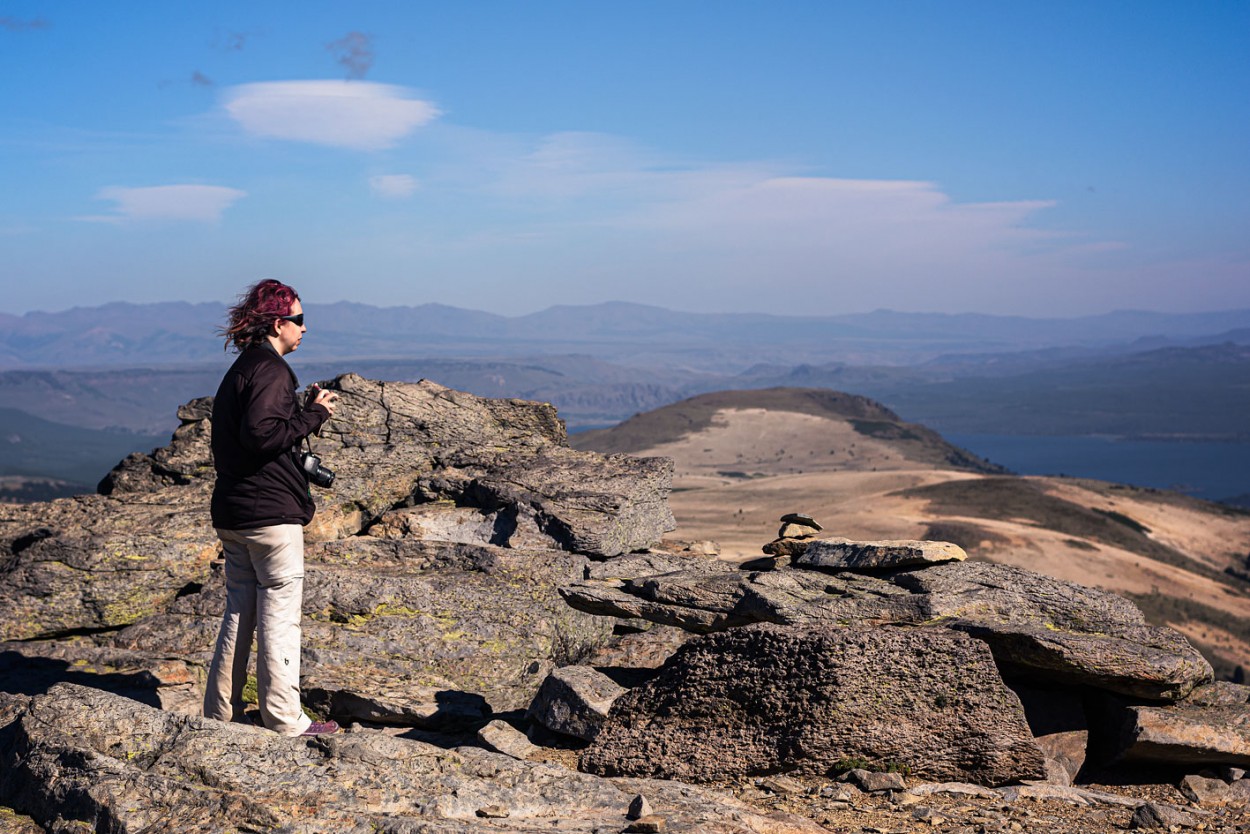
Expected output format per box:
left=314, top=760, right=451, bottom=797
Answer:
left=0, top=492, right=218, bottom=641
left=561, top=557, right=1213, bottom=701
left=97, top=375, right=676, bottom=557
left=97, top=397, right=215, bottom=494
left=100, top=539, right=614, bottom=720
left=895, top=561, right=1212, bottom=700
left=308, top=375, right=675, bottom=556
left=0, top=377, right=676, bottom=725
left=0, top=684, right=825, bottom=834
left=562, top=560, right=926, bottom=633
left=581, top=624, right=1047, bottom=786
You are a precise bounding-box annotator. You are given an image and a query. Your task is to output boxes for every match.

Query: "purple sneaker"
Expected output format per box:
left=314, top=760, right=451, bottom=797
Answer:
left=301, top=720, right=341, bottom=736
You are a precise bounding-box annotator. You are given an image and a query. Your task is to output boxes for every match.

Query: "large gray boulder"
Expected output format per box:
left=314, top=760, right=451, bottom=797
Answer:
left=581, top=624, right=1047, bottom=786
left=561, top=558, right=1212, bottom=701
left=528, top=665, right=628, bottom=740
left=0, top=684, right=824, bottom=834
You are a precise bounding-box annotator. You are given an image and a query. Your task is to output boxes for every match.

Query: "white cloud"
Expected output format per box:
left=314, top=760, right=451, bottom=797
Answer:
left=87, top=185, right=246, bottom=223
left=397, top=130, right=1140, bottom=315
left=369, top=174, right=419, bottom=199
left=222, top=81, right=439, bottom=150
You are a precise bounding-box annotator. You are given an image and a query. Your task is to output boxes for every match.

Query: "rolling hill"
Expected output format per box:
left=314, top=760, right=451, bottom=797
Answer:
left=572, top=387, right=1250, bottom=681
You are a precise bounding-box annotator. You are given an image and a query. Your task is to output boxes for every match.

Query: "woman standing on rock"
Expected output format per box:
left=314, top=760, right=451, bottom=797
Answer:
left=204, top=279, right=341, bottom=736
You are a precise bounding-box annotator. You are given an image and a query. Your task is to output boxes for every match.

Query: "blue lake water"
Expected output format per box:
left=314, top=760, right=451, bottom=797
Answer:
left=945, top=434, right=1250, bottom=504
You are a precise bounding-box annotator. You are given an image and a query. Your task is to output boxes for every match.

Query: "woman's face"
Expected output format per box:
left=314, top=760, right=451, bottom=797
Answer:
left=271, top=299, right=306, bottom=355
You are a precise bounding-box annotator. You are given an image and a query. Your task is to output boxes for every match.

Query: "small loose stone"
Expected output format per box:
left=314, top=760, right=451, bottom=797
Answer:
left=627, top=794, right=652, bottom=821
left=475, top=805, right=509, bottom=819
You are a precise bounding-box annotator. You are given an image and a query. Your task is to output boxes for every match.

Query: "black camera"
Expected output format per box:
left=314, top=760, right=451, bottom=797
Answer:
left=299, top=451, right=335, bottom=489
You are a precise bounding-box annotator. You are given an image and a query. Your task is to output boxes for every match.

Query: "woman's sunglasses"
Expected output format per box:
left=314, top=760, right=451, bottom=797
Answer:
left=278, top=314, right=305, bottom=326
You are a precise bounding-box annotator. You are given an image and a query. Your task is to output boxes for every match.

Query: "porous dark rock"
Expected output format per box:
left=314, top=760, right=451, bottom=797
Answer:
left=0, top=683, right=826, bottom=834
left=581, top=624, right=1046, bottom=786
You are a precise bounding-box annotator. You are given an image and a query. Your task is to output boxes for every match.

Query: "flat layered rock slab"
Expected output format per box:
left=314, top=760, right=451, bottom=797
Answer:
left=0, top=684, right=824, bottom=834
left=895, top=562, right=1213, bottom=700
left=1114, top=699, right=1250, bottom=766
left=0, top=490, right=218, bottom=641
left=562, top=565, right=925, bottom=634
left=0, top=640, right=201, bottom=715
left=582, top=624, right=1046, bottom=786
left=301, top=665, right=490, bottom=729
left=796, top=537, right=966, bottom=571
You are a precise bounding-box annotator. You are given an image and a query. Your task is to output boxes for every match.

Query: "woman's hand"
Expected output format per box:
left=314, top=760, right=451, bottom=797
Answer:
left=311, top=386, right=339, bottom=418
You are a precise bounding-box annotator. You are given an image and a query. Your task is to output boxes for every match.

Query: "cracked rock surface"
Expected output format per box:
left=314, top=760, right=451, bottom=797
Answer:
left=0, top=684, right=822, bottom=834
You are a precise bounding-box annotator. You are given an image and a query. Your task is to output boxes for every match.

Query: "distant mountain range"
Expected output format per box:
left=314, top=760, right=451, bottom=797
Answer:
left=2, top=300, right=1249, bottom=502
left=3, top=300, right=1249, bottom=371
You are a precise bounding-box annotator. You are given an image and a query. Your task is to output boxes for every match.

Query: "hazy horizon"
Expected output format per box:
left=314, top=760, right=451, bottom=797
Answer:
left=6, top=296, right=1250, bottom=323
left=3, top=2, right=1247, bottom=317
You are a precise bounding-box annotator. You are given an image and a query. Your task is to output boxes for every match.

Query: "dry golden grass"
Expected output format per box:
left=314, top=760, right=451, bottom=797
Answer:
left=583, top=402, right=1250, bottom=675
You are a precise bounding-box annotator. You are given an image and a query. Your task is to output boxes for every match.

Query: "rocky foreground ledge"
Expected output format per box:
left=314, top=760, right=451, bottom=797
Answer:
left=1, top=377, right=1249, bottom=832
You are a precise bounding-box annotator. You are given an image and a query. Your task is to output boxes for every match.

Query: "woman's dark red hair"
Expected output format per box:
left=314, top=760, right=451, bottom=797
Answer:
left=221, top=279, right=300, bottom=352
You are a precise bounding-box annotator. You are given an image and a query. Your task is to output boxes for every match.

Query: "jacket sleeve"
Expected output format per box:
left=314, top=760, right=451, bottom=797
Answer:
left=239, top=363, right=329, bottom=456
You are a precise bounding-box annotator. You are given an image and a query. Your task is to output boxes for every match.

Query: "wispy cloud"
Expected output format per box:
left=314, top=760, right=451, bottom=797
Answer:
left=84, top=185, right=246, bottom=223
left=222, top=81, right=439, bottom=150
left=0, top=16, right=48, bottom=32
left=327, top=31, right=374, bottom=80
left=398, top=130, right=1131, bottom=314
left=370, top=174, right=419, bottom=199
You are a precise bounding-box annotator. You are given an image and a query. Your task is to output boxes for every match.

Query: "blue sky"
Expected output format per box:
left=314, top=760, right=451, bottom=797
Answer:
left=2, top=1, right=1247, bottom=316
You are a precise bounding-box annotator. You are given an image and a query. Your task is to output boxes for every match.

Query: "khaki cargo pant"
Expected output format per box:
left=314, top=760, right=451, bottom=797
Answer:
left=203, top=524, right=312, bottom=736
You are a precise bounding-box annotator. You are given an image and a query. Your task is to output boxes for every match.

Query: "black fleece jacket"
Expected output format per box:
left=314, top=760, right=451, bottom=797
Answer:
left=210, top=343, right=329, bottom=529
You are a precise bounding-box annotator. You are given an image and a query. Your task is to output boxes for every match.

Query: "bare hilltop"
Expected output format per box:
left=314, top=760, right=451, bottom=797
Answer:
left=572, top=387, right=1250, bottom=682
